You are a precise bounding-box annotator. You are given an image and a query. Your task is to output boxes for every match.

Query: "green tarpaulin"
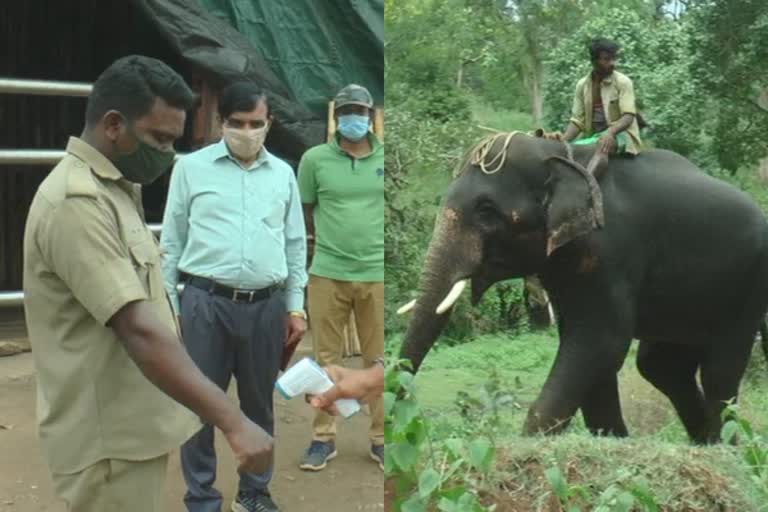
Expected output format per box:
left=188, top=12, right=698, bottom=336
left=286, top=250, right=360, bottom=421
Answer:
left=199, top=0, right=383, bottom=116
left=138, top=0, right=383, bottom=164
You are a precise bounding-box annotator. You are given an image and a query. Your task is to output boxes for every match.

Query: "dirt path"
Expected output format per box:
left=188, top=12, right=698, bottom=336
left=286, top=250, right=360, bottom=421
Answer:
left=0, top=340, right=383, bottom=512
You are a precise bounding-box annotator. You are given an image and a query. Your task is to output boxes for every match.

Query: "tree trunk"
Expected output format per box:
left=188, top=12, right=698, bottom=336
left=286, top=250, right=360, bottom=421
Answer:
left=520, top=14, right=544, bottom=124
left=531, top=72, right=543, bottom=123
left=456, top=62, right=464, bottom=88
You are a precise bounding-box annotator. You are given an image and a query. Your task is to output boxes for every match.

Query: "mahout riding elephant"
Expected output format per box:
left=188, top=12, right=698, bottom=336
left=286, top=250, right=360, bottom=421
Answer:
left=397, top=132, right=768, bottom=444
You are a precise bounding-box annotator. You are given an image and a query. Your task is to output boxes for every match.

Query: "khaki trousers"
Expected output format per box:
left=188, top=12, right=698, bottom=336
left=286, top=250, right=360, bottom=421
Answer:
left=52, top=454, right=169, bottom=512
left=308, top=275, right=384, bottom=445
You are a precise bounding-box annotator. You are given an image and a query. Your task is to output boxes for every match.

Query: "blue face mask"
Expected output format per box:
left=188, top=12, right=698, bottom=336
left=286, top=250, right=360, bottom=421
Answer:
left=337, top=114, right=370, bottom=142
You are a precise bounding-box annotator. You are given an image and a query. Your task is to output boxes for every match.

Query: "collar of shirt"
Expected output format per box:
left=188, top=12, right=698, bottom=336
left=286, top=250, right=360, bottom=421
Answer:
left=66, top=136, right=125, bottom=181
left=330, top=132, right=383, bottom=159
left=590, top=70, right=615, bottom=86
left=211, top=139, right=272, bottom=171
left=65, top=136, right=142, bottom=202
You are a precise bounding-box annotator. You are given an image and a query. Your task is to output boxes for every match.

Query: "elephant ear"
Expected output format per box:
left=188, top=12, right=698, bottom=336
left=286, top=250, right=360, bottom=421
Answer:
left=544, top=154, right=605, bottom=256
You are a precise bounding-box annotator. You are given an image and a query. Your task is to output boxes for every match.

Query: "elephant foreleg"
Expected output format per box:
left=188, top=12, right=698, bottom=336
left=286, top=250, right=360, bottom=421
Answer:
left=580, top=373, right=628, bottom=437
left=523, top=337, right=631, bottom=436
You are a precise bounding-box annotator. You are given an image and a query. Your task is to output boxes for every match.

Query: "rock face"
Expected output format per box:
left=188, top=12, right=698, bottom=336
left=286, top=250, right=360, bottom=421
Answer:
left=0, top=339, right=31, bottom=357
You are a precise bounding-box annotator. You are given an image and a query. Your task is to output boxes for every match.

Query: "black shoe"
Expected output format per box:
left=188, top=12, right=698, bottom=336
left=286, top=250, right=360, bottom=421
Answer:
left=231, top=491, right=279, bottom=512
left=370, top=443, right=384, bottom=471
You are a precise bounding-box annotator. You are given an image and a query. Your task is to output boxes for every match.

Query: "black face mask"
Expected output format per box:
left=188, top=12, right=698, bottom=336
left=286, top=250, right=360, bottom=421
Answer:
left=113, top=122, right=175, bottom=185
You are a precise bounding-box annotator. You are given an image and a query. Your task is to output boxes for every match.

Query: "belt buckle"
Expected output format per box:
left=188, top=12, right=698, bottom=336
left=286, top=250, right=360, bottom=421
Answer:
left=231, top=289, right=255, bottom=303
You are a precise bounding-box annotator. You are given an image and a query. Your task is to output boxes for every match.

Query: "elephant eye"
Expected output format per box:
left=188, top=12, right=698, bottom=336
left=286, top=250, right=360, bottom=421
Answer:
left=475, top=200, right=500, bottom=223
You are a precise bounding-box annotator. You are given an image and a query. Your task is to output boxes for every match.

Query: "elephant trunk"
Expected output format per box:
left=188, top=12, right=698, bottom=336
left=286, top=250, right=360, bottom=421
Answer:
left=399, top=208, right=480, bottom=373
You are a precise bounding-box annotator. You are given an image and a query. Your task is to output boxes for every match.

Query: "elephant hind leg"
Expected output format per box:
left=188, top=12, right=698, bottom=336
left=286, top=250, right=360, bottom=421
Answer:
left=698, top=334, right=754, bottom=443
left=580, top=373, right=628, bottom=437
left=636, top=340, right=709, bottom=443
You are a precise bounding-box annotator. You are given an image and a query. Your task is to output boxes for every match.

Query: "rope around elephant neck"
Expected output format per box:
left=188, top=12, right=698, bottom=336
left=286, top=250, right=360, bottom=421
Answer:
left=469, top=131, right=529, bottom=174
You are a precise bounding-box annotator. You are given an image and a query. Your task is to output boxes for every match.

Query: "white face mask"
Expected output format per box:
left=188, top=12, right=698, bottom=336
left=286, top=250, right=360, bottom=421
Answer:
left=223, top=124, right=269, bottom=160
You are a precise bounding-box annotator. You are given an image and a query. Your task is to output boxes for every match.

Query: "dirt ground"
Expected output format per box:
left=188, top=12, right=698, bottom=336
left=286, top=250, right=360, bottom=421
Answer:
left=0, top=336, right=383, bottom=512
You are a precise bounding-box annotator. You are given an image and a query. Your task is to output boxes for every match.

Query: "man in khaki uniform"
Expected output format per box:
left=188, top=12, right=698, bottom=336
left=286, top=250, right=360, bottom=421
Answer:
left=562, top=37, right=642, bottom=156
left=23, top=55, right=272, bottom=512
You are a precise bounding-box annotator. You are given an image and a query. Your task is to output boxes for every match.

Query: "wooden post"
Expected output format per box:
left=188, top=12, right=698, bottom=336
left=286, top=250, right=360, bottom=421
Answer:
left=190, top=77, right=220, bottom=149
left=327, top=100, right=336, bottom=143
left=373, top=107, right=384, bottom=141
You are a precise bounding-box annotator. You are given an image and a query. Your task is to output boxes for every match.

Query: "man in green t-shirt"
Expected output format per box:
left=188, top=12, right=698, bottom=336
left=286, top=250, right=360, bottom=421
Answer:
left=297, top=84, right=384, bottom=472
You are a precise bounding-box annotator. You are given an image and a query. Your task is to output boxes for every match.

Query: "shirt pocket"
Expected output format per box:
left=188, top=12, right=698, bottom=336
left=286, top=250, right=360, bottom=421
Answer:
left=128, top=238, right=161, bottom=300
left=605, top=91, right=621, bottom=121
left=262, top=202, right=285, bottom=230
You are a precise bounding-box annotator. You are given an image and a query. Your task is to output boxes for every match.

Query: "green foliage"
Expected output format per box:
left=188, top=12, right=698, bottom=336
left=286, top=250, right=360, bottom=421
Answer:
left=385, top=360, right=495, bottom=512
left=393, top=335, right=768, bottom=509
left=545, top=464, right=662, bottom=512
left=721, top=403, right=768, bottom=489
left=470, top=98, right=534, bottom=131
left=687, top=0, right=768, bottom=172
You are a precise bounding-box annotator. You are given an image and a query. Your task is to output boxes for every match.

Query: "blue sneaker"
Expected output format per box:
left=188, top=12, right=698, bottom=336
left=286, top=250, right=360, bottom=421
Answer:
left=299, top=440, right=338, bottom=471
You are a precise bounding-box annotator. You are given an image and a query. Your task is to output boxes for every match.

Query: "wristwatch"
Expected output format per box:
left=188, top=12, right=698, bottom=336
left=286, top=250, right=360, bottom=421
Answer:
left=289, top=310, right=307, bottom=319
left=373, top=357, right=385, bottom=367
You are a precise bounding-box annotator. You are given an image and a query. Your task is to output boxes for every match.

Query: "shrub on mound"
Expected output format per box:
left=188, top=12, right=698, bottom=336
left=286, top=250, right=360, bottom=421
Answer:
left=483, top=435, right=764, bottom=511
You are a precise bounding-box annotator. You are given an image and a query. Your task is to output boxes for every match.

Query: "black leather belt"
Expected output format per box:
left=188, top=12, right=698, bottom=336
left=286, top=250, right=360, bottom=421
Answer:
left=186, top=276, right=279, bottom=304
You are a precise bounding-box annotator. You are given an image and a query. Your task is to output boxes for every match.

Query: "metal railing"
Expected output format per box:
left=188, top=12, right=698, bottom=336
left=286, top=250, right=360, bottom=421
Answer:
left=0, top=150, right=185, bottom=166
left=0, top=78, right=92, bottom=97
left=0, top=78, right=185, bottom=167
left=0, top=150, right=67, bottom=166
left=0, top=291, right=24, bottom=308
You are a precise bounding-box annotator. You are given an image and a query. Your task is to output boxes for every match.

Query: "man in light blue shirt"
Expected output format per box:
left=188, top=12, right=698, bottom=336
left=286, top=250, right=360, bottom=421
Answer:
left=161, top=82, right=307, bottom=512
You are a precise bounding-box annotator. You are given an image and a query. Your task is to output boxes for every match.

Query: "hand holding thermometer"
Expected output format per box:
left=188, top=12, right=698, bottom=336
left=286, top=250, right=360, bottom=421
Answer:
left=275, top=357, right=361, bottom=418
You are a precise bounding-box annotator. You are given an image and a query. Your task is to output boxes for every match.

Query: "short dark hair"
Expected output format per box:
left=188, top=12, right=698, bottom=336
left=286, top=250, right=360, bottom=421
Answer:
left=218, top=82, right=270, bottom=119
left=589, top=38, right=620, bottom=61
left=85, top=55, right=196, bottom=125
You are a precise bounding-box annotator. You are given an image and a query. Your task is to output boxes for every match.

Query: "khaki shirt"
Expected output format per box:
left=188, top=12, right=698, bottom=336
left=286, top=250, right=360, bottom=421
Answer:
left=23, top=137, right=199, bottom=474
left=570, top=70, right=642, bottom=155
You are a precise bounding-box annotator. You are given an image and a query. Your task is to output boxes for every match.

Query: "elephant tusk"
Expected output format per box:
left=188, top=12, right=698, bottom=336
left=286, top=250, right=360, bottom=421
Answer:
left=397, top=299, right=417, bottom=315
left=436, top=279, right=468, bottom=314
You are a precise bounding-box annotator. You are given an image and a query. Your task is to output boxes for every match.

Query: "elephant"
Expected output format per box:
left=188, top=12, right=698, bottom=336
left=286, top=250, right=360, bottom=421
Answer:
left=397, top=132, right=768, bottom=444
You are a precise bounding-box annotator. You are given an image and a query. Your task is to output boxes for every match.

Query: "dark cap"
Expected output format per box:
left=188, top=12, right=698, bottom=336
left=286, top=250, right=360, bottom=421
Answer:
left=334, top=84, right=374, bottom=109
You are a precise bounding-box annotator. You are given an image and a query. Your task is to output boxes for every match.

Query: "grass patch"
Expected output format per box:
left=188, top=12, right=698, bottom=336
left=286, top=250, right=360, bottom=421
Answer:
left=387, top=331, right=768, bottom=510
left=402, top=332, right=768, bottom=441
left=482, top=435, right=768, bottom=511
